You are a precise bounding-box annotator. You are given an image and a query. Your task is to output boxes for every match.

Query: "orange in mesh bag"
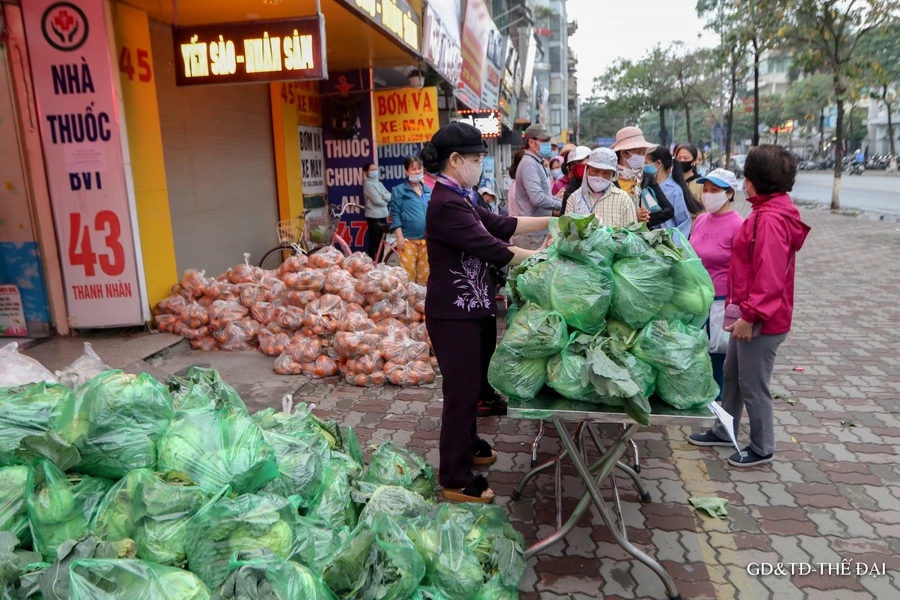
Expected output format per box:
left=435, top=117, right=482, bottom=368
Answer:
left=302, top=355, right=340, bottom=378
left=180, top=269, right=210, bottom=298
left=408, top=322, right=431, bottom=344
left=206, top=281, right=240, bottom=302
left=287, top=336, right=323, bottom=364
left=343, top=252, right=374, bottom=277
left=259, top=329, right=291, bottom=356
left=367, top=298, right=409, bottom=323
left=273, top=305, right=304, bottom=330
left=274, top=352, right=303, bottom=375
left=156, top=295, right=189, bottom=316
left=335, top=331, right=381, bottom=360
left=281, top=290, right=321, bottom=308
left=181, top=325, right=211, bottom=341
left=344, top=351, right=385, bottom=375
left=336, top=304, right=376, bottom=333
left=279, top=254, right=309, bottom=274
left=179, top=303, right=210, bottom=329
left=379, top=334, right=429, bottom=365
left=356, top=265, right=407, bottom=302
left=209, top=300, right=249, bottom=330
left=323, top=268, right=357, bottom=294
left=228, top=253, right=263, bottom=284
left=308, top=246, right=345, bottom=269
left=384, top=360, right=436, bottom=386
left=406, top=283, right=426, bottom=313
left=240, top=283, right=274, bottom=308
left=281, top=269, right=326, bottom=292
left=375, top=318, right=407, bottom=337
left=338, top=287, right=366, bottom=305
left=344, top=369, right=388, bottom=387
left=214, top=319, right=258, bottom=351
left=191, top=336, right=219, bottom=351
left=155, top=314, right=177, bottom=332
left=303, top=294, right=345, bottom=335
left=250, top=301, right=278, bottom=325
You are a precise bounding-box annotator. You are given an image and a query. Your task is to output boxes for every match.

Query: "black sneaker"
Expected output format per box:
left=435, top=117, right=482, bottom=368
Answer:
left=728, top=447, right=774, bottom=467
left=477, top=398, right=508, bottom=417
left=687, top=431, right=732, bottom=447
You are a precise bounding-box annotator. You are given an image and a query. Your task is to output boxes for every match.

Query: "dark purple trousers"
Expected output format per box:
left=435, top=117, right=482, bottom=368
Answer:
left=426, top=316, right=498, bottom=489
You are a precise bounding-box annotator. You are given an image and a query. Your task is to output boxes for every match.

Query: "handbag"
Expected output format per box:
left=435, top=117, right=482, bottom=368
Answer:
left=708, top=299, right=730, bottom=353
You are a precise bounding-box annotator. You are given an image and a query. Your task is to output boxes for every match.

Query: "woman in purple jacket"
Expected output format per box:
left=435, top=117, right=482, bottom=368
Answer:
left=422, top=122, right=551, bottom=503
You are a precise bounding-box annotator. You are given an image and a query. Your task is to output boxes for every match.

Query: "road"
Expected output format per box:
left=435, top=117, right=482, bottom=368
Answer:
left=787, top=172, right=900, bottom=215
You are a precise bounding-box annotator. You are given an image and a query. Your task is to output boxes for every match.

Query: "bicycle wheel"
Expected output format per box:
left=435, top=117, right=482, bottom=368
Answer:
left=381, top=244, right=401, bottom=267
left=259, top=245, right=295, bottom=270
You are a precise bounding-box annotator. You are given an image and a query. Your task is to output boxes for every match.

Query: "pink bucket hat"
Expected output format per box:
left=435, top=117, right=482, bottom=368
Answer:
left=610, top=126, right=656, bottom=152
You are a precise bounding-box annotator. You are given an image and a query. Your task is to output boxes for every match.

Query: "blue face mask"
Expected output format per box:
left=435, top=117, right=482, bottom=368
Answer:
left=550, top=169, right=563, bottom=179
left=539, top=142, right=553, bottom=157
left=368, top=170, right=379, bottom=180
left=642, top=164, right=657, bottom=177
left=409, top=173, right=424, bottom=183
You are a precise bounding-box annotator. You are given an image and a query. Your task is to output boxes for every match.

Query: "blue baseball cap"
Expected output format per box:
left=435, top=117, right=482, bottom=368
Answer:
left=696, top=168, right=738, bottom=190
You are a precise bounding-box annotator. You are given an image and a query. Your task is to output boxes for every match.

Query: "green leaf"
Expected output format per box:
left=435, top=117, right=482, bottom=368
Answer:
left=689, top=497, right=729, bottom=519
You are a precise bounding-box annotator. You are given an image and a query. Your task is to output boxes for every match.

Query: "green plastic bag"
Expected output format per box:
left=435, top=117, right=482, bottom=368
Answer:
left=454, top=504, right=526, bottom=591
left=26, top=460, right=91, bottom=561
left=549, top=213, right=616, bottom=266
left=500, top=303, right=568, bottom=359
left=411, top=587, right=453, bottom=600
left=252, top=403, right=345, bottom=453
left=546, top=334, right=597, bottom=402
left=0, top=531, right=42, bottom=597
left=321, top=515, right=425, bottom=600
left=169, top=367, right=247, bottom=414
left=72, top=371, right=175, bottom=479
left=632, top=320, right=718, bottom=409
left=157, top=399, right=279, bottom=495
left=668, top=230, right=715, bottom=327
left=611, top=227, right=653, bottom=259
left=91, top=469, right=210, bottom=567
left=487, top=344, right=547, bottom=400
left=358, top=487, right=432, bottom=527
left=506, top=250, right=553, bottom=306
left=212, top=549, right=336, bottom=600
left=549, top=259, right=614, bottom=334
left=609, top=255, right=673, bottom=329
left=308, top=459, right=359, bottom=531
left=185, top=492, right=297, bottom=589
left=361, top=443, right=436, bottom=501
left=0, top=383, right=82, bottom=467
left=69, top=558, right=210, bottom=600
left=581, top=337, right=653, bottom=424
left=406, top=507, right=484, bottom=600
left=260, top=430, right=329, bottom=510
left=0, top=466, right=28, bottom=547
left=474, top=576, right=518, bottom=600
left=287, top=514, right=343, bottom=574
left=34, top=535, right=138, bottom=600
left=515, top=259, right=558, bottom=309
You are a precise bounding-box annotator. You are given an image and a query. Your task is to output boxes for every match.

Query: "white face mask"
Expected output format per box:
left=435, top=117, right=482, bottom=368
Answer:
left=454, top=157, right=483, bottom=188
left=588, top=176, right=612, bottom=193
left=625, top=153, right=645, bottom=170
left=702, top=191, right=728, bottom=212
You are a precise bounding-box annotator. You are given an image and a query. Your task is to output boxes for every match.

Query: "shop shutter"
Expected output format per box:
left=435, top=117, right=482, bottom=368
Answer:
left=150, top=21, right=279, bottom=277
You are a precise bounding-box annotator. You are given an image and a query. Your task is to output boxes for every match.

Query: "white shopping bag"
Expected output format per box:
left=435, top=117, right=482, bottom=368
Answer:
left=708, top=299, right=730, bottom=354
left=708, top=402, right=741, bottom=453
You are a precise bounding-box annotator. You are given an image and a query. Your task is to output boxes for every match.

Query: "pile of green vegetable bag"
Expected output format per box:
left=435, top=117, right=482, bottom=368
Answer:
left=492, top=214, right=718, bottom=424
left=0, top=365, right=526, bottom=599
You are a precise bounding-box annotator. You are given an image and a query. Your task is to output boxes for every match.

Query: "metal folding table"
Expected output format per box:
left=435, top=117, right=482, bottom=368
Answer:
left=508, top=392, right=717, bottom=600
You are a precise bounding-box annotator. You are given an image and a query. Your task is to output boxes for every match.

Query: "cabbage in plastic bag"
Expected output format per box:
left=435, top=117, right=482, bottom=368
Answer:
left=34, top=534, right=138, bottom=600
left=260, top=430, right=329, bottom=510
left=69, top=558, right=210, bottom=600
left=0, top=342, right=57, bottom=387
left=546, top=333, right=597, bottom=402
left=212, top=549, right=335, bottom=600
left=91, top=469, right=210, bottom=567
left=0, top=382, right=82, bottom=468
left=0, top=466, right=28, bottom=547
left=632, top=320, right=718, bottom=409
left=668, top=240, right=715, bottom=327
left=487, top=344, right=547, bottom=400
left=549, top=213, right=616, bottom=266
left=406, top=506, right=483, bottom=600
left=549, top=259, right=614, bottom=334
left=156, top=399, right=279, bottom=495
left=361, top=442, right=435, bottom=501
left=515, top=259, right=558, bottom=309
left=500, top=303, right=568, bottom=358
left=72, top=371, right=175, bottom=478
left=609, top=255, right=673, bottom=329
left=185, top=492, right=297, bottom=589
left=25, top=460, right=90, bottom=561
left=358, top=486, right=432, bottom=527
left=0, top=531, right=43, bottom=598
left=308, top=459, right=360, bottom=531
left=168, top=367, right=247, bottom=414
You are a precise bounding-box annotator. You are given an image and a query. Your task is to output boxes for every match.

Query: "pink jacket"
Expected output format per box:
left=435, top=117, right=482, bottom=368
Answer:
left=727, top=192, right=810, bottom=335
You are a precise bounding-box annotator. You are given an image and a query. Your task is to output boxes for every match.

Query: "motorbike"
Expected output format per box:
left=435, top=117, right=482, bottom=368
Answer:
left=849, top=162, right=865, bottom=176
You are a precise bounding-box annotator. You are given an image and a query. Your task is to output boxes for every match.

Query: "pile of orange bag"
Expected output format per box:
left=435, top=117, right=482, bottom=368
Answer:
left=154, top=250, right=438, bottom=387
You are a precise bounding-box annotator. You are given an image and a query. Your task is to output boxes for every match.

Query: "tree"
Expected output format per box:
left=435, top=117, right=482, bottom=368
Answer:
left=856, top=22, right=900, bottom=170
left=578, top=98, right=635, bottom=141
left=784, top=73, right=834, bottom=158
left=786, top=0, right=899, bottom=209
left=669, top=44, right=714, bottom=144
left=697, top=0, right=785, bottom=147
left=593, top=46, right=678, bottom=146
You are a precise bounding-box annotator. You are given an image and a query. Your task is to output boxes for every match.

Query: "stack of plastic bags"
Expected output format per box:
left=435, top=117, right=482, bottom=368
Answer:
left=491, top=214, right=719, bottom=424
left=0, top=353, right=527, bottom=600
left=153, top=250, right=439, bottom=387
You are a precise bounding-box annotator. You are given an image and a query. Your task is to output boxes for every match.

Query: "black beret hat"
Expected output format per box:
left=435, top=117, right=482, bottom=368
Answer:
left=431, top=121, right=488, bottom=155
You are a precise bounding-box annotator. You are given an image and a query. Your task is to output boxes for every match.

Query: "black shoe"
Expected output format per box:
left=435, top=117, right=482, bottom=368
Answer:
left=477, top=398, right=508, bottom=417
left=728, top=447, right=774, bottom=467
left=687, top=431, right=732, bottom=447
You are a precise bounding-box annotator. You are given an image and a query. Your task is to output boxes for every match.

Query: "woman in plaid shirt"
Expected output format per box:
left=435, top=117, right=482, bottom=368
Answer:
left=564, top=148, right=639, bottom=228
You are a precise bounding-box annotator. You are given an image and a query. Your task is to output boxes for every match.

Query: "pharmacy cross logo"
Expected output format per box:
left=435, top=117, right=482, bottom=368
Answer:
left=41, top=2, right=89, bottom=51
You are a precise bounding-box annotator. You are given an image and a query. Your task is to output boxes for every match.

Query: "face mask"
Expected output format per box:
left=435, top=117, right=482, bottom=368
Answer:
left=678, top=160, right=694, bottom=173
left=409, top=173, right=424, bottom=183
left=743, top=181, right=754, bottom=197
left=588, top=176, right=612, bottom=193
left=455, top=158, right=483, bottom=188
left=572, top=163, right=587, bottom=179
left=702, top=191, right=728, bottom=212
left=550, top=169, right=563, bottom=179
left=538, top=142, right=553, bottom=157
left=642, top=164, right=657, bottom=177
left=367, top=170, right=379, bottom=180
left=625, top=153, right=645, bottom=170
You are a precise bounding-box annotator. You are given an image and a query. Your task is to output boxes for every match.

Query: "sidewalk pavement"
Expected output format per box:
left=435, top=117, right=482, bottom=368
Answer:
left=27, top=200, right=900, bottom=599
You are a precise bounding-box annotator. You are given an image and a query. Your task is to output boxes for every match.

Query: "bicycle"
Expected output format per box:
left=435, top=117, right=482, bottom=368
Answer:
left=258, top=204, right=352, bottom=270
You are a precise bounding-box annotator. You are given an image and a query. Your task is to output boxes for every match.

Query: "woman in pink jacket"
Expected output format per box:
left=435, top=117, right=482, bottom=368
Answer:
left=689, top=145, right=810, bottom=468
